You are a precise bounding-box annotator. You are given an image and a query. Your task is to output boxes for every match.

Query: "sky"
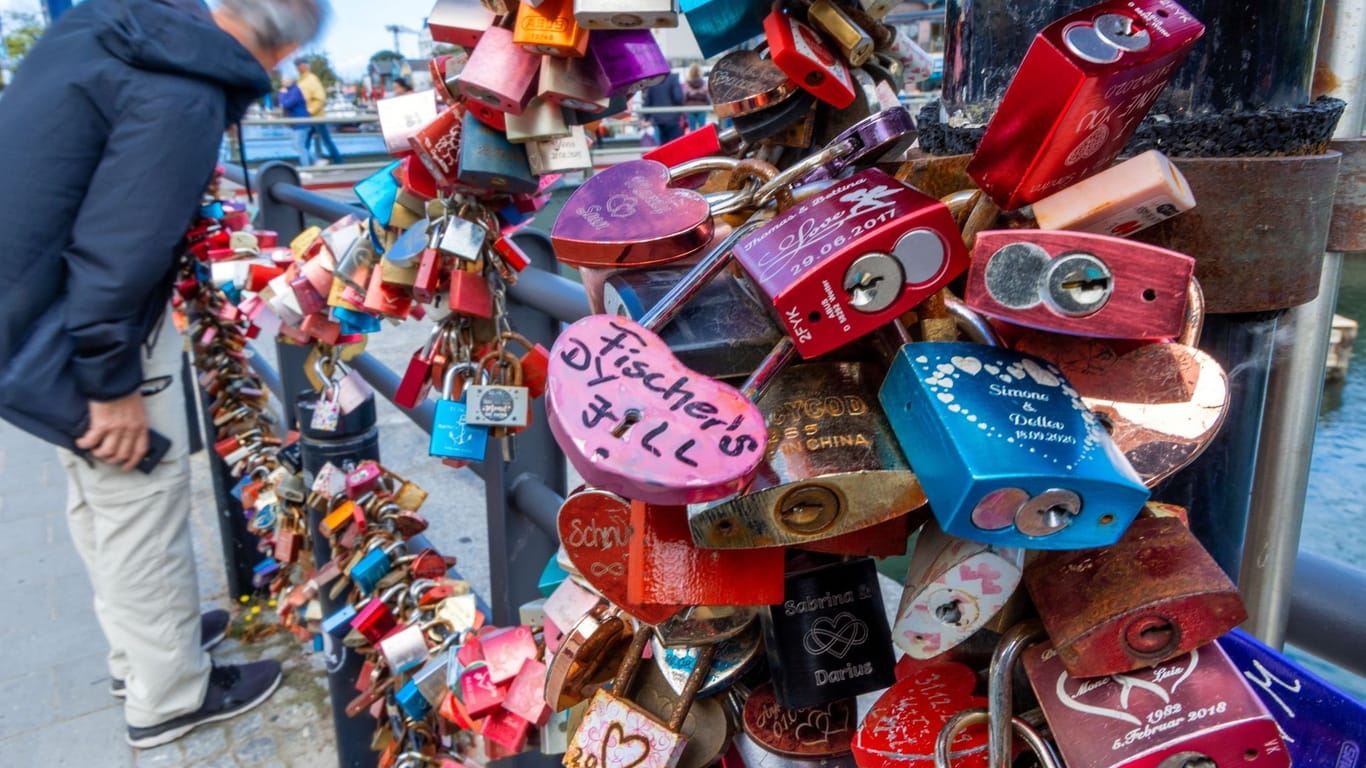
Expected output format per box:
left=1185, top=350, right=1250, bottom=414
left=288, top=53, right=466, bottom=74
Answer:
left=0, top=0, right=439, bottom=79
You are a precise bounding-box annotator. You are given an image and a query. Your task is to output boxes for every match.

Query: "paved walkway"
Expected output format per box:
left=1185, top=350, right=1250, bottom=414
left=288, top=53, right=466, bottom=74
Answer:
left=0, top=419, right=338, bottom=767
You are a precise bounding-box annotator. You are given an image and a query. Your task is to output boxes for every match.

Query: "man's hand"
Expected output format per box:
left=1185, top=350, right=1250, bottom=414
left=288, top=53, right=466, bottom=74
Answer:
left=76, top=392, right=149, bottom=471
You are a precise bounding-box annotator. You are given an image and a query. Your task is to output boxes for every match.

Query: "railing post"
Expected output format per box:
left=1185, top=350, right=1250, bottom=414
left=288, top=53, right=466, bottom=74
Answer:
left=255, top=160, right=306, bottom=239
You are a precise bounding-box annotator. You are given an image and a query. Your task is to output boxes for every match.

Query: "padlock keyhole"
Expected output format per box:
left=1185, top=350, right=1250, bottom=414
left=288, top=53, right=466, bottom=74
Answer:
left=611, top=409, right=642, bottom=438
left=935, top=599, right=964, bottom=626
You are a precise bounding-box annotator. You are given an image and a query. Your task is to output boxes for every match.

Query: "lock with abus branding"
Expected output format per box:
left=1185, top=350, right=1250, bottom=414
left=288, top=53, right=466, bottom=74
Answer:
left=878, top=339, right=1150, bottom=549
left=966, top=0, right=1205, bottom=210
left=761, top=557, right=895, bottom=710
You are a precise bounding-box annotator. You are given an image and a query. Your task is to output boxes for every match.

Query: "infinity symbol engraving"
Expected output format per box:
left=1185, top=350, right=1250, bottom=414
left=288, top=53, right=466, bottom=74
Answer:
left=803, top=612, right=869, bottom=659
left=590, top=562, right=625, bottom=577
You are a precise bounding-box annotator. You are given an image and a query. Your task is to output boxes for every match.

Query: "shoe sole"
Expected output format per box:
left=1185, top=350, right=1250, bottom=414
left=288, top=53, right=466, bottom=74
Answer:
left=125, top=673, right=281, bottom=749
left=109, top=630, right=229, bottom=699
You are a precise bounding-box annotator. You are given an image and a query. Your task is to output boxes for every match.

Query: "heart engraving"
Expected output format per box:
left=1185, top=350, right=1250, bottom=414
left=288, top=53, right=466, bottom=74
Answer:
left=558, top=488, right=681, bottom=626
left=546, top=315, right=768, bottom=506
left=551, top=160, right=713, bottom=269
left=602, top=721, right=651, bottom=768
left=1014, top=335, right=1228, bottom=486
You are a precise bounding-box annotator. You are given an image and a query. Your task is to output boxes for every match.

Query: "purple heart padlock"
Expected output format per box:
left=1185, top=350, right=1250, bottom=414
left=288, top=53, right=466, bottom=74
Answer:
left=545, top=315, right=768, bottom=506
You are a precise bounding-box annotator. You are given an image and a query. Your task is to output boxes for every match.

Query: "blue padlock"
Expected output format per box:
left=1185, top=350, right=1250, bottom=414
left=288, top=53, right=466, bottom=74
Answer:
left=330, top=306, right=383, bottom=335
left=429, top=364, right=489, bottom=462
left=1217, top=629, right=1366, bottom=767
left=457, top=110, right=538, bottom=195
left=251, top=557, right=279, bottom=588
left=395, top=679, right=432, bottom=721
left=353, top=160, right=402, bottom=229
left=350, top=540, right=405, bottom=596
left=321, top=604, right=357, bottom=638
left=679, top=0, right=768, bottom=58
left=538, top=555, right=569, bottom=598
left=879, top=341, right=1148, bottom=549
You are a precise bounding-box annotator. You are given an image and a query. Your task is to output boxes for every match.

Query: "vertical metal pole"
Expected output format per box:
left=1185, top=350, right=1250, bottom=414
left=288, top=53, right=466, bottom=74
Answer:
left=198, top=378, right=260, bottom=600
left=483, top=229, right=564, bottom=629
left=1238, top=0, right=1366, bottom=646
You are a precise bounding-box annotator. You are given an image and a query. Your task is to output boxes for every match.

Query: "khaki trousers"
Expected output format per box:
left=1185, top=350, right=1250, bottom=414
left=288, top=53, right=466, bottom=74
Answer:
left=57, top=311, right=210, bottom=728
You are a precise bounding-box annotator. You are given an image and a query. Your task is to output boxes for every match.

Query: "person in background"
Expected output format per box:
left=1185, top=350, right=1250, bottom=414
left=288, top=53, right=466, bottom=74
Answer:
left=682, top=62, right=710, bottom=132
left=392, top=77, right=413, bottom=95
left=643, top=70, right=686, bottom=145
left=0, top=0, right=327, bottom=749
left=296, top=56, right=342, bottom=165
left=279, top=76, right=314, bottom=166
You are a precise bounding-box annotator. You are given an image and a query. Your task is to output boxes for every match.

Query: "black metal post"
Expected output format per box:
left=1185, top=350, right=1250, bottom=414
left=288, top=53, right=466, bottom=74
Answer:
left=196, top=373, right=260, bottom=600
left=255, top=161, right=307, bottom=238
left=297, top=391, right=382, bottom=768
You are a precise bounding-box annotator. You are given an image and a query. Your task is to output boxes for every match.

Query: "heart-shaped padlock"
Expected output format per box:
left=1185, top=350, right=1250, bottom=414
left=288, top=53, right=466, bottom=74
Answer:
left=852, top=659, right=990, bottom=768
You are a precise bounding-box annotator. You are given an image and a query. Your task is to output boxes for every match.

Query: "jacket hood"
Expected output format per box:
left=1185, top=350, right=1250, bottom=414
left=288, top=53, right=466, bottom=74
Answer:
left=95, top=0, right=270, bottom=120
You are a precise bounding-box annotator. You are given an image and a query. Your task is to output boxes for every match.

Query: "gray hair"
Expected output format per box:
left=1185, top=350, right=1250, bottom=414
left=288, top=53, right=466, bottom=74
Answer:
left=216, top=0, right=330, bottom=50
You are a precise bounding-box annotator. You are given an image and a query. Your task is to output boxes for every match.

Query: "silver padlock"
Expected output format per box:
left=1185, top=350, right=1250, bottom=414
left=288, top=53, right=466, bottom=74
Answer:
left=539, top=55, right=610, bottom=113
left=377, top=90, right=438, bottom=154
left=437, top=215, right=488, bottom=262
left=504, top=98, right=571, bottom=144
left=573, top=0, right=678, bottom=29
left=527, top=126, right=593, bottom=175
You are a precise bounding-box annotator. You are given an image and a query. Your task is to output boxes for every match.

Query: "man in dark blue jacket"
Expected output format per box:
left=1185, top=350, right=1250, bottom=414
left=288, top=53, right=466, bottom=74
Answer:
left=0, top=0, right=326, bottom=748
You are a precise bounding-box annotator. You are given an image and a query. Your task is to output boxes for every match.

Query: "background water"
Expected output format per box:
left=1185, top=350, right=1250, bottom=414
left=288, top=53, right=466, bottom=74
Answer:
left=1290, top=255, right=1366, bottom=700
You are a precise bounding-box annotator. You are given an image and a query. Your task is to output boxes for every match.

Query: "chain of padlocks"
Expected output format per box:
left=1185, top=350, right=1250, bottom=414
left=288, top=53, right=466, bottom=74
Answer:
left=182, top=0, right=1366, bottom=766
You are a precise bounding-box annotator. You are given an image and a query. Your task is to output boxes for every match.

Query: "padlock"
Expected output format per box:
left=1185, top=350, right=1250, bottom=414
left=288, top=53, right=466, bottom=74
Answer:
left=377, top=90, right=438, bottom=156
left=564, top=628, right=714, bottom=768
left=428, top=0, right=496, bottom=48
left=894, top=519, right=1023, bottom=660
left=438, top=213, right=489, bottom=263
left=540, top=54, right=611, bottom=113
left=796, top=106, right=918, bottom=185
left=504, top=657, right=552, bottom=726
left=763, top=6, right=856, bottom=109
left=544, top=314, right=772, bottom=505
left=679, top=0, right=769, bottom=58
left=449, top=262, right=494, bottom=319
left=623, top=657, right=737, bottom=768
left=1025, top=512, right=1246, bottom=678
left=429, top=364, right=489, bottom=462
left=459, top=661, right=509, bottom=719
left=550, top=159, right=716, bottom=269
left=967, top=0, right=1206, bottom=210
left=602, top=266, right=784, bottom=379
left=484, top=709, right=533, bottom=754
left=1217, top=629, right=1366, bottom=768
left=544, top=602, right=637, bottom=711
left=412, top=242, right=448, bottom=305
left=879, top=334, right=1151, bottom=549
left=350, top=539, right=406, bottom=596
left=378, top=619, right=448, bottom=674
left=761, top=557, right=895, bottom=709
left=459, top=26, right=542, bottom=116
left=732, top=168, right=968, bottom=358
left=465, top=350, right=531, bottom=428
left=650, top=620, right=761, bottom=696
left=349, top=584, right=409, bottom=643
left=965, top=229, right=1195, bottom=339
left=853, top=658, right=989, bottom=768
left=362, top=263, right=413, bottom=319
left=354, top=162, right=403, bottom=229
left=395, top=325, right=444, bottom=409
left=627, top=501, right=785, bottom=607
left=807, top=0, right=874, bottom=67
left=457, top=110, right=539, bottom=195
left=585, top=29, right=670, bottom=99
left=1031, top=150, right=1196, bottom=236
left=514, top=0, right=589, bottom=57
left=687, top=360, right=927, bottom=550
left=642, top=123, right=742, bottom=173
left=500, top=331, right=550, bottom=399
left=1014, top=324, right=1229, bottom=488
left=505, top=97, right=571, bottom=144
left=408, top=106, right=465, bottom=189
left=481, top=625, right=539, bottom=683
left=574, top=0, right=676, bottom=29
left=741, top=682, right=857, bottom=761
left=345, top=461, right=384, bottom=498
left=706, top=48, right=800, bottom=122
left=1025, top=640, right=1291, bottom=768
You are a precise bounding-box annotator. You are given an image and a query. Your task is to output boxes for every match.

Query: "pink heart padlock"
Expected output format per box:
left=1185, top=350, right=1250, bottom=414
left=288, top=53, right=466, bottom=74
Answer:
left=545, top=315, right=767, bottom=506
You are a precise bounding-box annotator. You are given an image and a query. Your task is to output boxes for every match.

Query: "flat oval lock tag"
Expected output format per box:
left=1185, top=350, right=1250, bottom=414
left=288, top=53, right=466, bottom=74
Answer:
left=546, top=315, right=768, bottom=505
left=550, top=160, right=715, bottom=269
left=1013, top=336, right=1228, bottom=487
left=557, top=487, right=683, bottom=626
left=708, top=48, right=799, bottom=119
left=742, top=683, right=856, bottom=758
left=852, top=659, right=989, bottom=768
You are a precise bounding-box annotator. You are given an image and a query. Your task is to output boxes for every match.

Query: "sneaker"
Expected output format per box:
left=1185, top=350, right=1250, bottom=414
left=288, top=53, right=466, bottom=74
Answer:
left=111, top=609, right=231, bottom=698
left=125, top=661, right=282, bottom=749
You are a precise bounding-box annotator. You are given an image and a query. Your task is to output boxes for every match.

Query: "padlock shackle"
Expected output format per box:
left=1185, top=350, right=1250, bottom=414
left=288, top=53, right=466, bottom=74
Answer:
left=637, top=215, right=767, bottom=335
left=610, top=625, right=652, bottom=697
left=440, top=361, right=480, bottom=399
left=739, top=337, right=796, bottom=404
left=988, top=620, right=1046, bottom=768
left=1179, top=277, right=1205, bottom=347
left=944, top=296, right=1002, bottom=347
left=934, top=708, right=1062, bottom=768
left=754, top=138, right=856, bottom=209
left=667, top=643, right=716, bottom=733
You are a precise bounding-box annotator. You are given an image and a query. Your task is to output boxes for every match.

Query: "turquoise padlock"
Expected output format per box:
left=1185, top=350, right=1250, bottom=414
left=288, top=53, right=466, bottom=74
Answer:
left=350, top=540, right=404, bottom=596
left=429, top=363, right=489, bottom=462
left=353, top=160, right=402, bottom=229
left=879, top=341, right=1149, bottom=550
left=679, top=0, right=768, bottom=57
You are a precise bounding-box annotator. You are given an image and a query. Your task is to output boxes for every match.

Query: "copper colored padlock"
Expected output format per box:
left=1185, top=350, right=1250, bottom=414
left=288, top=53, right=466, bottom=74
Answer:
left=1025, top=512, right=1246, bottom=678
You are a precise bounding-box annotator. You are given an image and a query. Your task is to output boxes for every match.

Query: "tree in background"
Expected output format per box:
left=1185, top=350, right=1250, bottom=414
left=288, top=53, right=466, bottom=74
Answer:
left=298, top=51, right=340, bottom=90
left=1, top=12, right=46, bottom=90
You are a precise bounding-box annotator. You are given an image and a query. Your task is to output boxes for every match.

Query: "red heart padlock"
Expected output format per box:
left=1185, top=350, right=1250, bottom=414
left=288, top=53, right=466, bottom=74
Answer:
left=558, top=487, right=682, bottom=625
left=545, top=315, right=768, bottom=506
left=626, top=501, right=785, bottom=607
left=550, top=160, right=714, bottom=269
left=852, top=660, right=990, bottom=768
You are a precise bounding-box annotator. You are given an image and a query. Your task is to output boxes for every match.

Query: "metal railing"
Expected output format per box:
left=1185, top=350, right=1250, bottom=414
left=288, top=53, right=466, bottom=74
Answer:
left=221, top=160, right=1366, bottom=683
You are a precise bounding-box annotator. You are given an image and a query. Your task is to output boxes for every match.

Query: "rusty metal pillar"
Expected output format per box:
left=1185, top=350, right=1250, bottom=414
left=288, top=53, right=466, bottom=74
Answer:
left=933, top=0, right=1341, bottom=576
